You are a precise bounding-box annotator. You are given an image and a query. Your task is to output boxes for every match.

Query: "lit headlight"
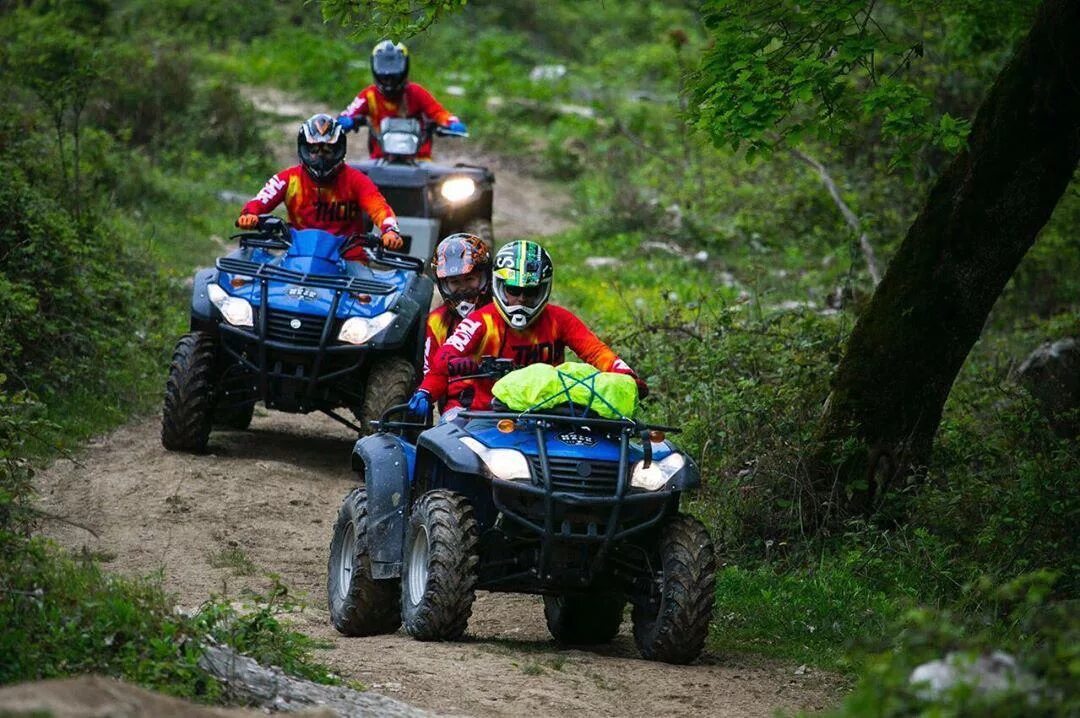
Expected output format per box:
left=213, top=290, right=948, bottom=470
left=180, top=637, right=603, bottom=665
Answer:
left=630, top=453, right=685, bottom=491
left=337, top=312, right=396, bottom=345
left=208, top=282, right=254, bottom=327
left=440, top=176, right=476, bottom=203
left=460, top=437, right=530, bottom=481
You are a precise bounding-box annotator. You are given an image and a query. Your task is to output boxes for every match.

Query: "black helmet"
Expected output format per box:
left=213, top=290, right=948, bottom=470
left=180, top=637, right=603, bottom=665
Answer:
left=432, top=233, right=492, bottom=318
left=492, top=241, right=553, bottom=329
left=297, top=113, right=346, bottom=183
left=371, top=40, right=409, bottom=99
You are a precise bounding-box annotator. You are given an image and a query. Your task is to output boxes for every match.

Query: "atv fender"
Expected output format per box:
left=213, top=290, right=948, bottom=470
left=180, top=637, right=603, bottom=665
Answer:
left=415, top=422, right=484, bottom=476
left=670, top=453, right=702, bottom=491
left=352, top=432, right=416, bottom=579
left=190, top=268, right=218, bottom=332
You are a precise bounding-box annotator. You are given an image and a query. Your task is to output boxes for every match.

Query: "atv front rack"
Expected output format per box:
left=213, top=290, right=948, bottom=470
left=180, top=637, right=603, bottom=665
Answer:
left=216, top=257, right=397, bottom=295
left=457, top=410, right=685, bottom=581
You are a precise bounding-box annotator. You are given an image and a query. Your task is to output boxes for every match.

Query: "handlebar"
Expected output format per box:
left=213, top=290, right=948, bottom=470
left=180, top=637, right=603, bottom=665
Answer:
left=230, top=214, right=291, bottom=250
left=372, top=402, right=432, bottom=433
left=341, top=230, right=426, bottom=274
left=448, top=356, right=517, bottom=384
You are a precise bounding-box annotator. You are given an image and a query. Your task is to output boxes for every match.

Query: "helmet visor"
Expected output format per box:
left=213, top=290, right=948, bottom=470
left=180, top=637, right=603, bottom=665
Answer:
left=496, top=282, right=547, bottom=309
left=372, top=53, right=407, bottom=76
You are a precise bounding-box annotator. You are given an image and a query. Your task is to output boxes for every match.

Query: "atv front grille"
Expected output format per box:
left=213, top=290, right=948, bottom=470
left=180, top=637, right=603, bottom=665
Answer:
left=529, top=456, right=622, bottom=495
left=262, top=310, right=332, bottom=345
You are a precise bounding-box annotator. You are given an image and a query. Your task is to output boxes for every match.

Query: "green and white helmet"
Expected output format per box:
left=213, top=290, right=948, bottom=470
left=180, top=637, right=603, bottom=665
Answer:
left=492, top=240, right=553, bottom=329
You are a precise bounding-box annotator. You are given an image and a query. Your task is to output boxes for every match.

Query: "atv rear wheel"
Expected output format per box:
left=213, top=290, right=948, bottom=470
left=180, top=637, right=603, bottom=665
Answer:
left=463, top=218, right=494, bottom=253
left=401, top=490, right=478, bottom=641
left=544, top=593, right=625, bottom=645
left=161, top=332, right=217, bottom=453
left=327, top=488, right=402, bottom=636
left=354, top=357, right=415, bottom=435
left=631, top=513, right=716, bottom=664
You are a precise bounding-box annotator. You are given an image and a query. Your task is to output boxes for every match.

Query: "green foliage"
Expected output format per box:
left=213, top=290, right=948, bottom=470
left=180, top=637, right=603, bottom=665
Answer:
left=828, top=572, right=1078, bottom=716
left=320, top=0, right=468, bottom=38
left=692, top=0, right=1034, bottom=166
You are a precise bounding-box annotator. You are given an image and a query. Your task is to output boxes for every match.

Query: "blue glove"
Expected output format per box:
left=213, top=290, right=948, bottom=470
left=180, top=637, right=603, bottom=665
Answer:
left=407, top=390, right=431, bottom=417
left=445, top=120, right=467, bottom=135
left=337, top=115, right=355, bottom=131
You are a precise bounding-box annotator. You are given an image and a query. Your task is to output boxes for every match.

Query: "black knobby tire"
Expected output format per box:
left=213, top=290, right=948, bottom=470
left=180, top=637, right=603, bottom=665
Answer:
left=161, top=332, right=217, bottom=453
left=354, top=357, right=415, bottom=435
left=214, top=400, right=254, bottom=430
left=631, top=513, right=716, bottom=664
left=544, top=593, right=625, bottom=645
left=463, top=218, right=494, bottom=253
left=401, top=490, right=479, bottom=641
left=327, top=488, right=402, bottom=636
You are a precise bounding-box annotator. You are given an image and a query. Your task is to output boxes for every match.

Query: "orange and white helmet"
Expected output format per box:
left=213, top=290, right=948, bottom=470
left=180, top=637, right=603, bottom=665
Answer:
left=432, top=233, right=492, bottom=318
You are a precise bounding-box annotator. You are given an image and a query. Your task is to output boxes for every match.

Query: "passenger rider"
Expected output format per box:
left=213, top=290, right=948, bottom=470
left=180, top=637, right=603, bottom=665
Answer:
left=408, top=240, right=647, bottom=419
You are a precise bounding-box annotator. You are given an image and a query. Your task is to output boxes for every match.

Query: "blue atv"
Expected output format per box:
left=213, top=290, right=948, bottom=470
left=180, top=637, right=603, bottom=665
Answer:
left=161, top=215, right=432, bottom=453
left=327, top=360, right=717, bottom=664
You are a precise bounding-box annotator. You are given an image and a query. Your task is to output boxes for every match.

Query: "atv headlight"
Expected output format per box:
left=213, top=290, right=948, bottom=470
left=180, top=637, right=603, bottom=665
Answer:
left=207, top=283, right=253, bottom=328
left=338, top=312, right=396, bottom=345
left=630, top=453, right=685, bottom=491
left=440, top=176, right=476, bottom=203
left=460, top=437, right=530, bottom=481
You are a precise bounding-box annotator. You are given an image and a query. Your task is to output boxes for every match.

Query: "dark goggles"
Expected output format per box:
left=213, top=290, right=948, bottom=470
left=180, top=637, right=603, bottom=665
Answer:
left=504, top=284, right=543, bottom=299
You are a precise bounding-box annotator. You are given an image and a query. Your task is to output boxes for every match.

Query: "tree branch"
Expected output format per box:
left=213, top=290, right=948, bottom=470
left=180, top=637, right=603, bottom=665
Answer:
left=790, top=148, right=882, bottom=285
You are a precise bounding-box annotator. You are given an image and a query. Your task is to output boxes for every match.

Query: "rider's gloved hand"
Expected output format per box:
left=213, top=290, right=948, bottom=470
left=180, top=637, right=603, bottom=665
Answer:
left=337, top=115, right=355, bottom=131
left=445, top=119, right=467, bottom=135
left=381, top=229, right=404, bottom=251
left=236, top=213, right=259, bottom=229
left=447, top=357, right=480, bottom=377
left=407, top=390, right=431, bottom=417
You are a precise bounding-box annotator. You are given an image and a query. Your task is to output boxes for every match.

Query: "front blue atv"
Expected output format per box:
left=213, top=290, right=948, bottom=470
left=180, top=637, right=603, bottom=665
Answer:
left=161, top=215, right=432, bottom=453
left=327, top=377, right=717, bottom=664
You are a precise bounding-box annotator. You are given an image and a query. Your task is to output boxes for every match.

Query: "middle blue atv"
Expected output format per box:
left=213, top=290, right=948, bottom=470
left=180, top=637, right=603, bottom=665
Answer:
left=161, top=215, right=432, bottom=453
left=327, top=361, right=718, bottom=664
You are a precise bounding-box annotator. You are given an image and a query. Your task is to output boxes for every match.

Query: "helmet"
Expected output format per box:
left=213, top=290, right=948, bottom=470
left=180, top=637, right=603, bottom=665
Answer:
left=432, top=233, right=492, bottom=318
left=491, top=240, right=553, bottom=329
left=297, top=113, right=346, bottom=183
left=371, top=40, right=409, bottom=99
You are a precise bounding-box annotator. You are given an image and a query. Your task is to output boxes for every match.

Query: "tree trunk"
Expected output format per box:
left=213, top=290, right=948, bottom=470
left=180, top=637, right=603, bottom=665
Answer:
left=812, top=0, right=1080, bottom=519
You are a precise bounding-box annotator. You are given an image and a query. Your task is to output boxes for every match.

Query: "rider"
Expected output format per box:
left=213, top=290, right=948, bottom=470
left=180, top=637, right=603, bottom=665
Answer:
left=336, top=40, right=467, bottom=160
left=424, top=233, right=493, bottom=383
left=237, top=114, right=403, bottom=260
left=408, top=240, right=648, bottom=417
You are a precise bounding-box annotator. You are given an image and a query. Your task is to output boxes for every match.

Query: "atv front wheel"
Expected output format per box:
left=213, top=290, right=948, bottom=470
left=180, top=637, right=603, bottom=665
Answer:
left=631, top=513, right=716, bottom=664
left=401, top=490, right=478, bottom=641
left=327, top=488, right=402, bottom=635
left=544, top=593, right=625, bottom=645
left=354, top=357, right=415, bottom=435
left=161, top=332, right=217, bottom=453
left=463, top=218, right=494, bottom=253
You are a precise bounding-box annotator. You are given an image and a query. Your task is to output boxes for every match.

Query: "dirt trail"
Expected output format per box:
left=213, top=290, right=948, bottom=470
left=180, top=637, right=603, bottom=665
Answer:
left=31, top=88, right=841, bottom=717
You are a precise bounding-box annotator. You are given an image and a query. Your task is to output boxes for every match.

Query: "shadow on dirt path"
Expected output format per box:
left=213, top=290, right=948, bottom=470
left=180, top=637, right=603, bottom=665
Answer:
left=31, top=87, right=843, bottom=717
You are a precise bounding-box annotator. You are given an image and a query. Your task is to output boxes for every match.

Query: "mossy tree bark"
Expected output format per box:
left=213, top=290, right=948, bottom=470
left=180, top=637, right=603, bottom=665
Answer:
left=812, top=0, right=1080, bottom=519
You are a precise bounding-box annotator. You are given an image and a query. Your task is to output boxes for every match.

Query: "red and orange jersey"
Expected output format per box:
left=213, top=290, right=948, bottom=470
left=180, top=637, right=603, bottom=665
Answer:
left=340, top=83, right=457, bottom=159
left=241, top=165, right=396, bottom=261
left=419, top=303, right=637, bottom=411
left=423, top=303, right=459, bottom=377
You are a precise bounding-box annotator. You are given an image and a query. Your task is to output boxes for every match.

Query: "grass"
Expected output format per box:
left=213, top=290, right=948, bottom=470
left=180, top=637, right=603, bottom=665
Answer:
left=208, top=547, right=257, bottom=576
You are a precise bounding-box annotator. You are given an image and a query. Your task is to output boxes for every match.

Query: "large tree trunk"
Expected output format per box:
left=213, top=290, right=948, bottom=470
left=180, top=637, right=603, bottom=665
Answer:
left=812, top=0, right=1080, bottom=519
